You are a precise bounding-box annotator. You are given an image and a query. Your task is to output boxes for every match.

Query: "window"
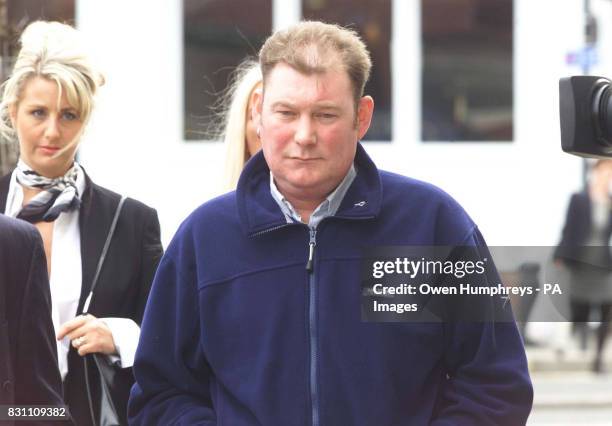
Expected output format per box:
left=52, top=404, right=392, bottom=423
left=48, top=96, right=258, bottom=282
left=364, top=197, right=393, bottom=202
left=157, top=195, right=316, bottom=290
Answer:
left=421, top=0, right=513, bottom=142
left=183, top=0, right=272, bottom=140
left=303, top=0, right=392, bottom=141
left=1, top=0, right=75, bottom=84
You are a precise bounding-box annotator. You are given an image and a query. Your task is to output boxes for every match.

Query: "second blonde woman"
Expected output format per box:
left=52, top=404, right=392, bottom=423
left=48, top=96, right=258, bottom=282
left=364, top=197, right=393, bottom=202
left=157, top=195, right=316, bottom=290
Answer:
left=221, top=59, right=262, bottom=190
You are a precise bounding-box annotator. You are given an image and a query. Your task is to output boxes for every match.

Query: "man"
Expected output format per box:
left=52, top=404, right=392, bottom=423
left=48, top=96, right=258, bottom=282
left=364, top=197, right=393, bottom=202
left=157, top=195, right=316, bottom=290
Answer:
left=130, top=21, right=533, bottom=425
left=0, top=214, right=65, bottom=424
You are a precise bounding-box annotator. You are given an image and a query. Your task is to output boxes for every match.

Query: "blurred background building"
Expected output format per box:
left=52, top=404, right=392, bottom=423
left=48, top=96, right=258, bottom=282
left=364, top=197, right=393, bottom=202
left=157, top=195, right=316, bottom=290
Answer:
left=1, top=0, right=597, bottom=248
left=1, top=1, right=612, bottom=423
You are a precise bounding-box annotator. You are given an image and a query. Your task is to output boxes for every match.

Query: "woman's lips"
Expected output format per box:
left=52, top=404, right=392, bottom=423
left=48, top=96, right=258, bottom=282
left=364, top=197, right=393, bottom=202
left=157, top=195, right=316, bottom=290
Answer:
left=38, top=146, right=61, bottom=155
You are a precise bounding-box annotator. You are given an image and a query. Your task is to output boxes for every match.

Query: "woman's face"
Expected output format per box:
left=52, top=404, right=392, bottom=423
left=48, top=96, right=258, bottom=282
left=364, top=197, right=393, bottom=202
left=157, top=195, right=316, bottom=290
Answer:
left=10, top=76, right=84, bottom=178
left=245, top=82, right=263, bottom=159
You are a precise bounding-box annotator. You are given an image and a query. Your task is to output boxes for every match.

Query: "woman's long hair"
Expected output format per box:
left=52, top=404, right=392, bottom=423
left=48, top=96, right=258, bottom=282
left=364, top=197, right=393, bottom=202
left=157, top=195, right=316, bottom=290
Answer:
left=219, top=60, right=262, bottom=191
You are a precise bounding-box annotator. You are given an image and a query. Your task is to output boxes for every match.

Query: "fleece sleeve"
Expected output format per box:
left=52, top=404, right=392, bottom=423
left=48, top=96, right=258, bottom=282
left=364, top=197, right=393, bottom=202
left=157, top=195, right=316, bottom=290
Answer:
left=430, top=229, right=534, bottom=426
left=128, top=253, right=216, bottom=426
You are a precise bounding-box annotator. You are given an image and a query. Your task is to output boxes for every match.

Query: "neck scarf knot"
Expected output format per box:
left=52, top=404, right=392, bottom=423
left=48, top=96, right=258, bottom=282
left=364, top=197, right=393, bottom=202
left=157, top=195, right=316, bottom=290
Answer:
left=15, top=160, right=81, bottom=223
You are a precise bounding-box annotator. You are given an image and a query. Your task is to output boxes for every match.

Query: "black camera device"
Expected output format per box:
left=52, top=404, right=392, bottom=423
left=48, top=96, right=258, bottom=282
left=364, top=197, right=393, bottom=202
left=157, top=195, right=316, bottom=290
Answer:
left=559, top=76, right=612, bottom=158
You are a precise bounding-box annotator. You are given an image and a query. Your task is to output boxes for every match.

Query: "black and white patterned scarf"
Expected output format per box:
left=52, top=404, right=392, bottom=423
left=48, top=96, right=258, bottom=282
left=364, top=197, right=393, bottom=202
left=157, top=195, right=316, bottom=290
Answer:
left=15, top=160, right=81, bottom=223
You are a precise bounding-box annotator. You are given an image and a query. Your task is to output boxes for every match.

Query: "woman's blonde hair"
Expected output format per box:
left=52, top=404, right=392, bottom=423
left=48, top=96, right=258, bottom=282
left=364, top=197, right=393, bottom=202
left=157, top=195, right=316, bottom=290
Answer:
left=0, top=21, right=104, bottom=150
left=221, top=59, right=262, bottom=190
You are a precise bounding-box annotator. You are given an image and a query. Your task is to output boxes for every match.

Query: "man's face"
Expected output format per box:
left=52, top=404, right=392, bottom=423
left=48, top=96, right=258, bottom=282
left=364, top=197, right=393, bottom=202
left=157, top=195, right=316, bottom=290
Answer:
left=254, top=62, right=373, bottom=201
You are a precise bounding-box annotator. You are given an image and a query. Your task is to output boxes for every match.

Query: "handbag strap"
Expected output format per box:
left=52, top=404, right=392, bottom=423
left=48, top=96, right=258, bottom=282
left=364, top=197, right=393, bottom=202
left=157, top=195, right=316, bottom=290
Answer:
left=82, top=195, right=126, bottom=426
left=82, top=196, right=126, bottom=314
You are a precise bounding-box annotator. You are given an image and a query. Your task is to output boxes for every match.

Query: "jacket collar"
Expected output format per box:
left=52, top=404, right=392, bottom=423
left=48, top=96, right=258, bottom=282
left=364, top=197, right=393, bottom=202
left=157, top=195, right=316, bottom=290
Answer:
left=0, top=168, right=105, bottom=312
left=236, top=143, right=382, bottom=236
left=0, top=166, right=121, bottom=312
left=77, top=170, right=125, bottom=313
left=0, top=172, right=10, bottom=210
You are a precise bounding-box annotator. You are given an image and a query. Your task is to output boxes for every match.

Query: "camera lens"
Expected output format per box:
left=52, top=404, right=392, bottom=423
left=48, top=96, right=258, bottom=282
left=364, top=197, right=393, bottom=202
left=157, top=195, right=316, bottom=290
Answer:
left=591, top=78, right=612, bottom=147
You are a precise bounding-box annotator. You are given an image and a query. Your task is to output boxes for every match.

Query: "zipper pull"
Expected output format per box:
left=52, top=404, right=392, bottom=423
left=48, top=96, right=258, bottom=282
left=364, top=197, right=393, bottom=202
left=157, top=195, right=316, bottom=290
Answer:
left=306, top=228, right=317, bottom=271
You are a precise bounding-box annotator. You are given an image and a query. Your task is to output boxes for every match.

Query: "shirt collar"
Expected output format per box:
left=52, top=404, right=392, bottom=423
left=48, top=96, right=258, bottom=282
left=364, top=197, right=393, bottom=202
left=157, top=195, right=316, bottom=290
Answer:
left=236, top=144, right=382, bottom=236
left=269, top=163, right=357, bottom=228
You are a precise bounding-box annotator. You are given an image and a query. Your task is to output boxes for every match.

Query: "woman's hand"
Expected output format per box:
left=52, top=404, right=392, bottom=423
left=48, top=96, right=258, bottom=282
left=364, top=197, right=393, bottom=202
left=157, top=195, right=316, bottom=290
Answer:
left=56, top=314, right=117, bottom=356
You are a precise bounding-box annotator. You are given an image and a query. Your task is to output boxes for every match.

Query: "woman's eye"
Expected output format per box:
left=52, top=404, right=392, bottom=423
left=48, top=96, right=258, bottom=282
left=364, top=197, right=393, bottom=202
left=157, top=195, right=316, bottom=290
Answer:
left=62, top=111, right=79, bottom=121
left=30, top=109, right=46, bottom=118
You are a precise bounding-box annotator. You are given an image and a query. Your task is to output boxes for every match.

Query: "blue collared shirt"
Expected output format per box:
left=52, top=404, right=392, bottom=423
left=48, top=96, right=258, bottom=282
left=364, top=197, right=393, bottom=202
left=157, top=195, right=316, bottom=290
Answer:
left=270, top=164, right=356, bottom=229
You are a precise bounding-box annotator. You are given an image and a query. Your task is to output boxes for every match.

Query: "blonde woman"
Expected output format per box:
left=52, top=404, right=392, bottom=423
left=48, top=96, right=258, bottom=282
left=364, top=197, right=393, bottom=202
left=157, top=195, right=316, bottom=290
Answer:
left=221, top=59, right=262, bottom=190
left=0, top=21, right=163, bottom=425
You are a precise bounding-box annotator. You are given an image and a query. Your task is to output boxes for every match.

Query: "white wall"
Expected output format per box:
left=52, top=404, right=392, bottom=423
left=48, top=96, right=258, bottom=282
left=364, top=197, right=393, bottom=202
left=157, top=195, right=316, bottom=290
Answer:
left=77, top=0, right=593, bottom=248
left=77, top=0, right=223, bottom=246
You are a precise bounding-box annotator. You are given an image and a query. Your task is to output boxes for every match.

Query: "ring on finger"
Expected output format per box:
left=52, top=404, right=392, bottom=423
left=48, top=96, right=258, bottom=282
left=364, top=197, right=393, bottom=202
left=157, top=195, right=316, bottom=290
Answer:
left=74, top=336, right=86, bottom=347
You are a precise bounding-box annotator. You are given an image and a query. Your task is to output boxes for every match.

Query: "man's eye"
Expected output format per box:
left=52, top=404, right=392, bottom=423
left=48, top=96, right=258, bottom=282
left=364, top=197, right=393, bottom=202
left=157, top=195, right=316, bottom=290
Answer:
left=318, top=113, right=337, bottom=119
left=277, top=110, right=295, bottom=117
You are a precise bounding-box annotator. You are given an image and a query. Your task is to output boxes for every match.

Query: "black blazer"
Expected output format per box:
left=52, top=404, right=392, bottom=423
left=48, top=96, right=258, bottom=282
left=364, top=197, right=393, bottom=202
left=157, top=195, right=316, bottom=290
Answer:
left=554, top=191, right=612, bottom=269
left=0, top=171, right=163, bottom=426
left=0, top=214, right=66, bottom=426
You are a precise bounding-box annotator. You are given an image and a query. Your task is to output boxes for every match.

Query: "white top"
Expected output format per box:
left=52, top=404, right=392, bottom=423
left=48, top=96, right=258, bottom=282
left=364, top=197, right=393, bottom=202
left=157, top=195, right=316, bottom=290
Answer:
left=5, top=163, right=139, bottom=379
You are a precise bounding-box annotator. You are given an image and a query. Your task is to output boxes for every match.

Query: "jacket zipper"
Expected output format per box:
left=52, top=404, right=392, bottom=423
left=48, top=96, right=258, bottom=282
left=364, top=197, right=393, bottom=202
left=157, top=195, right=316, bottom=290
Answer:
left=306, top=227, right=319, bottom=426
left=249, top=223, right=291, bottom=237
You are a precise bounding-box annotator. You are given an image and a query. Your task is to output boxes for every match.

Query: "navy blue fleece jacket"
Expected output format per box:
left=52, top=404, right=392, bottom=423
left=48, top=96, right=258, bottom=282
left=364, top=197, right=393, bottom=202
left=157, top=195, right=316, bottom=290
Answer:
left=129, top=144, right=533, bottom=426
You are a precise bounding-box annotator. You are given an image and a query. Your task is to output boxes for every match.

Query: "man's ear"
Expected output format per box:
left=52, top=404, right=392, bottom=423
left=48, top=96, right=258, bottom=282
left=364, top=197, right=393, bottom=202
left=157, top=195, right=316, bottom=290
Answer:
left=251, top=86, right=264, bottom=126
left=357, top=96, right=374, bottom=140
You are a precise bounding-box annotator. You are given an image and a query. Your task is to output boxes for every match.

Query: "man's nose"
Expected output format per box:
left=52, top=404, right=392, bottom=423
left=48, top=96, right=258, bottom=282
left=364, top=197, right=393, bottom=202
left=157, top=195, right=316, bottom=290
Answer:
left=294, top=115, right=316, bottom=146
left=43, top=117, right=61, bottom=141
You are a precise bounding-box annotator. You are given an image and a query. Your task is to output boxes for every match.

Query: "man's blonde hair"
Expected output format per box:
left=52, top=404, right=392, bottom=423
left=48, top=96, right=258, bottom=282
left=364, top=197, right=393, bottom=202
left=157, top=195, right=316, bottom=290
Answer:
left=259, top=21, right=372, bottom=106
left=0, top=21, right=104, bottom=145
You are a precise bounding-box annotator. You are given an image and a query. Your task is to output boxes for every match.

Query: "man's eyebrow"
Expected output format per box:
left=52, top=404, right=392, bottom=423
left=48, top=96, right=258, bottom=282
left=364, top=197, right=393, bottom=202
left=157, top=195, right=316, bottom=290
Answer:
left=270, top=100, right=342, bottom=110
left=314, top=103, right=341, bottom=110
left=270, top=101, right=297, bottom=109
